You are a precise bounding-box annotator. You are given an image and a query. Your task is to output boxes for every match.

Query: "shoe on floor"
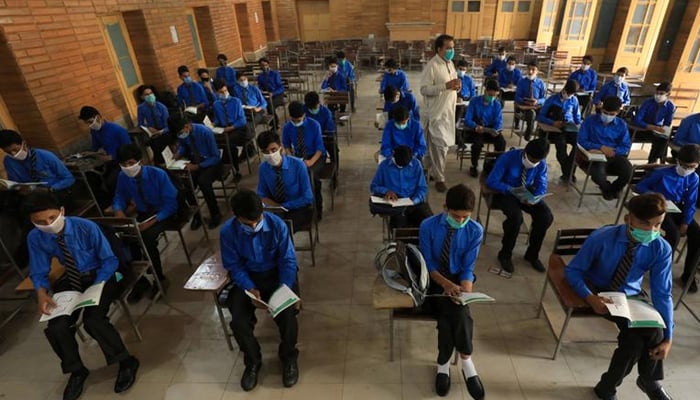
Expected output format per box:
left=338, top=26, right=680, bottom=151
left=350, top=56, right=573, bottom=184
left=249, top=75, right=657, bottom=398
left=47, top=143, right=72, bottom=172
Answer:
left=524, top=256, right=546, bottom=272
left=593, top=385, right=618, bottom=400
left=559, top=174, right=577, bottom=183
left=208, top=213, right=222, bottom=229
left=435, top=182, right=447, bottom=192
left=469, top=166, right=478, bottom=178
left=114, top=356, right=139, bottom=393
left=241, top=364, right=262, bottom=392
left=435, top=372, right=451, bottom=397
left=462, top=371, right=485, bottom=400
left=63, top=367, right=89, bottom=400
left=602, top=191, right=616, bottom=201
left=498, top=253, right=514, bottom=273
left=636, top=376, right=673, bottom=400
left=126, top=277, right=150, bottom=304
left=282, top=360, right=299, bottom=388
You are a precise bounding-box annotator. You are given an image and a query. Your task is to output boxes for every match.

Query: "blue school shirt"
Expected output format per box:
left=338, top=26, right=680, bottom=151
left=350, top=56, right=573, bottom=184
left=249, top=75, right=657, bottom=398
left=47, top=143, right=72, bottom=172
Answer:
left=112, top=166, right=178, bottom=222
left=486, top=148, right=548, bottom=196
left=215, top=66, right=237, bottom=88
left=282, top=118, right=326, bottom=159
left=213, top=96, right=247, bottom=129
left=594, top=80, right=631, bottom=106
left=338, top=59, right=356, bottom=82
left=232, top=84, right=268, bottom=109
left=485, top=56, right=507, bottom=76
left=380, top=70, right=409, bottom=93
left=515, top=77, right=546, bottom=106
left=419, top=213, right=483, bottom=282
left=257, top=69, right=285, bottom=96
left=177, top=123, right=221, bottom=168
left=370, top=158, right=427, bottom=204
left=464, top=96, right=503, bottom=131
left=565, top=224, right=674, bottom=339
left=304, top=105, right=336, bottom=133
left=569, top=68, right=597, bottom=92
left=28, top=217, right=118, bottom=290
left=635, top=166, right=699, bottom=225
left=577, top=114, right=631, bottom=156
left=380, top=119, right=427, bottom=159
left=322, top=72, right=349, bottom=92
left=177, top=82, right=209, bottom=108
left=4, top=148, right=75, bottom=190
left=90, top=121, right=131, bottom=160
left=220, top=212, right=297, bottom=291
left=137, top=101, right=170, bottom=132
left=673, top=113, right=700, bottom=146
left=633, top=98, right=676, bottom=128
left=384, top=92, right=421, bottom=122
left=498, top=68, right=522, bottom=89
left=257, top=155, right=313, bottom=210
left=458, top=74, right=477, bottom=99
left=538, top=94, right=582, bottom=125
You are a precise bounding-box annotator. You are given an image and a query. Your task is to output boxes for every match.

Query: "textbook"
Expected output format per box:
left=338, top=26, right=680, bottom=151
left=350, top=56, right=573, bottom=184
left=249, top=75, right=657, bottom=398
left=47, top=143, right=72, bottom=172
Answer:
left=212, top=127, right=225, bottom=135
left=651, top=126, right=672, bottom=139
left=510, top=186, right=553, bottom=204
left=430, top=292, right=496, bottom=305
left=139, top=125, right=163, bottom=138
left=245, top=284, right=300, bottom=318
left=184, top=106, right=198, bottom=114
left=39, top=282, right=105, bottom=322
left=577, top=144, right=607, bottom=162
left=665, top=200, right=681, bottom=213
left=371, top=195, right=414, bottom=207
left=598, top=291, right=666, bottom=329
left=162, top=147, right=189, bottom=170
left=0, top=179, right=48, bottom=190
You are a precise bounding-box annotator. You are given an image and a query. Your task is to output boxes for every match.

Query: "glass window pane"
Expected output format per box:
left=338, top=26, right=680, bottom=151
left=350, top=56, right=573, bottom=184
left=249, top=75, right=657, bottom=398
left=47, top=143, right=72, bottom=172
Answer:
left=502, top=1, right=515, bottom=12
left=688, top=39, right=700, bottom=64
left=624, top=46, right=636, bottom=53
left=626, top=26, right=641, bottom=45
left=518, top=1, right=531, bottom=12
left=546, top=0, right=555, bottom=12
left=574, top=2, right=586, bottom=16
left=544, top=15, right=552, bottom=27
left=632, top=4, right=646, bottom=23
left=468, top=1, right=481, bottom=12
left=638, top=26, right=648, bottom=46
left=106, top=23, right=138, bottom=87
left=570, top=20, right=582, bottom=36
left=187, top=15, right=202, bottom=61
left=645, top=4, right=655, bottom=24
left=452, top=1, right=465, bottom=12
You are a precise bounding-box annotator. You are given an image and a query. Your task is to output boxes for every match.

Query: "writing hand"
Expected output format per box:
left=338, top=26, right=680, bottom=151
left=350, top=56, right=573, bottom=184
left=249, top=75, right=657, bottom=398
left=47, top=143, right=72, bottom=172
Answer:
left=138, top=218, right=157, bottom=232
left=552, top=121, right=564, bottom=128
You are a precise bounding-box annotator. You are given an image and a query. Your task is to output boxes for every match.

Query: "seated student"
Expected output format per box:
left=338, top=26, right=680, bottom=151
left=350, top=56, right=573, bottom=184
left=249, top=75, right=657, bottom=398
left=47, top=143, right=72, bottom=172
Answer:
left=336, top=51, right=357, bottom=112
left=321, top=57, right=349, bottom=115
left=632, top=82, right=676, bottom=164
left=670, top=112, right=700, bottom=165
left=380, top=106, right=427, bottom=161
left=257, top=57, right=285, bottom=126
left=515, top=61, right=546, bottom=140
left=212, top=78, right=254, bottom=182
left=380, top=58, right=410, bottom=94
left=538, top=80, right=582, bottom=182
left=232, top=72, right=268, bottom=126
left=486, top=138, right=553, bottom=273
left=136, top=85, right=171, bottom=165
left=565, top=193, right=674, bottom=400
left=168, top=115, right=223, bottom=229
left=384, top=85, right=420, bottom=122
left=456, top=60, right=477, bottom=102
left=282, top=102, right=326, bottom=219
left=577, top=96, right=633, bottom=200
left=568, top=55, right=597, bottom=112
left=370, top=146, right=431, bottom=229
left=78, top=106, right=131, bottom=207
left=215, top=53, right=237, bottom=88
left=256, top=130, right=314, bottom=232
left=497, top=56, right=522, bottom=108
left=176, top=65, right=209, bottom=114
left=484, top=46, right=507, bottom=77
left=24, top=192, right=139, bottom=400
left=463, top=79, right=506, bottom=178
left=418, top=184, right=485, bottom=400
left=635, top=144, right=700, bottom=293
left=220, top=190, right=299, bottom=391
left=303, top=91, right=336, bottom=134
left=197, top=68, right=217, bottom=112
left=594, top=67, right=631, bottom=111
left=113, top=143, right=177, bottom=293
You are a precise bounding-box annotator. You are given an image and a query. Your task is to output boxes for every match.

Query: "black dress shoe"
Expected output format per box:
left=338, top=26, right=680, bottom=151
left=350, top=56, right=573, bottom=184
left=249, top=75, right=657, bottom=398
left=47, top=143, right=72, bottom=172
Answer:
left=469, top=166, right=478, bottom=178
left=208, top=213, right=222, bottom=230
left=593, top=385, right=618, bottom=400
left=282, top=360, right=299, bottom=388
left=190, top=215, right=202, bottom=230
left=525, top=256, right=546, bottom=272
left=241, top=364, right=262, bottom=392
left=636, top=377, right=673, bottom=400
left=498, top=253, right=514, bottom=273
left=435, top=372, right=451, bottom=397
left=114, top=356, right=139, bottom=393
left=462, top=371, right=485, bottom=400
left=63, top=367, right=89, bottom=400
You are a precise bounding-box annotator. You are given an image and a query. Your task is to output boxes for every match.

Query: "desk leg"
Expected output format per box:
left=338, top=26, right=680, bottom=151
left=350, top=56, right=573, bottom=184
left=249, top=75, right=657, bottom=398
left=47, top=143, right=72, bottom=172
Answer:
left=389, top=310, right=394, bottom=362
left=214, top=292, right=234, bottom=351
left=81, top=170, right=104, bottom=217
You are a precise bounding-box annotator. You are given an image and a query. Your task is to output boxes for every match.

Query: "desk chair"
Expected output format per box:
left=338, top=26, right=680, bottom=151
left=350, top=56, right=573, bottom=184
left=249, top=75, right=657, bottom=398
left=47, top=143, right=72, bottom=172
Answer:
left=455, top=121, right=491, bottom=171
left=613, top=164, right=664, bottom=224
left=318, top=134, right=340, bottom=210
left=214, top=127, right=255, bottom=177
left=0, top=234, right=31, bottom=332
left=324, top=92, right=352, bottom=145
left=568, top=147, right=625, bottom=209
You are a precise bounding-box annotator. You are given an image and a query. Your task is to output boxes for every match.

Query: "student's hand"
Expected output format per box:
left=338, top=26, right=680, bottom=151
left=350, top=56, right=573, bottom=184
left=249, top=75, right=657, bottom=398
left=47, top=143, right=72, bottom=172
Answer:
left=600, top=146, right=615, bottom=158
left=254, top=107, right=263, bottom=113
left=248, top=288, right=266, bottom=308
left=262, top=198, right=280, bottom=207
left=185, top=163, right=200, bottom=171
left=442, top=282, right=462, bottom=298
left=138, top=218, right=157, bottom=232
left=475, top=125, right=484, bottom=133
left=172, top=153, right=181, bottom=160
left=97, top=153, right=112, bottom=162
left=37, top=290, right=57, bottom=315
left=680, top=224, right=688, bottom=237
left=552, top=121, right=564, bottom=128
left=508, top=84, right=515, bottom=89
left=586, top=294, right=610, bottom=315
left=148, top=127, right=160, bottom=135
left=445, top=79, right=460, bottom=91
left=114, top=210, right=127, bottom=218
left=649, top=340, right=672, bottom=360
left=384, top=191, right=398, bottom=201
left=223, top=126, right=234, bottom=133
left=303, top=159, right=314, bottom=168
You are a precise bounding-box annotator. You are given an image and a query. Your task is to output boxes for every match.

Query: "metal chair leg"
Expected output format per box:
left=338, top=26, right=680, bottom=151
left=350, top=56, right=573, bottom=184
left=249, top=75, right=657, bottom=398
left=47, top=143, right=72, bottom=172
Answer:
left=214, top=293, right=234, bottom=351
left=178, top=229, right=193, bottom=268
left=389, top=310, right=395, bottom=362
left=119, top=298, right=143, bottom=341
left=552, top=309, right=573, bottom=360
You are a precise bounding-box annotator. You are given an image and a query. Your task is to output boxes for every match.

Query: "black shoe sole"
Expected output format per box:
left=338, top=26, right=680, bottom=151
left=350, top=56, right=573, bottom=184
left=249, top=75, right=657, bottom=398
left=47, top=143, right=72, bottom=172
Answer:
left=114, top=358, right=139, bottom=393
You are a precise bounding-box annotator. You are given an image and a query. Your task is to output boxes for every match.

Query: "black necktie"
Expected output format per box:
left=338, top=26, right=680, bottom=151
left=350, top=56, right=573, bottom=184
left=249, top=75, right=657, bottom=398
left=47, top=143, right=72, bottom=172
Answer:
left=296, top=126, right=307, bottom=158
left=187, top=85, right=196, bottom=105
left=223, top=101, right=231, bottom=126
left=610, top=239, right=638, bottom=291
left=29, top=148, right=40, bottom=182
left=521, top=165, right=527, bottom=187
left=189, top=137, right=202, bottom=164
left=274, top=167, right=286, bottom=203
left=440, top=227, right=456, bottom=273
left=135, top=174, right=148, bottom=208
left=56, top=234, right=83, bottom=290
left=241, top=88, right=249, bottom=105
left=150, top=106, right=161, bottom=130
left=655, top=102, right=664, bottom=123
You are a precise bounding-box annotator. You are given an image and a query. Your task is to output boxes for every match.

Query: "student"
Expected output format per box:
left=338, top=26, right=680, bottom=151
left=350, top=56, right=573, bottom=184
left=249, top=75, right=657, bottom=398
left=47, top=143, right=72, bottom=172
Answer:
left=176, top=65, right=209, bottom=112
left=282, top=101, right=326, bottom=219
left=384, top=85, right=420, bottom=122
left=635, top=144, right=700, bottom=293
left=515, top=61, right=546, bottom=140
left=456, top=60, right=477, bottom=101
left=463, top=79, right=506, bottom=178
left=568, top=55, right=597, bottom=111
left=257, top=57, right=286, bottom=126
left=577, top=96, right=633, bottom=200
left=380, top=106, right=427, bottom=160
left=370, top=145, right=431, bottom=229
left=418, top=184, right=485, bottom=400
left=168, top=115, right=223, bottom=229
left=24, top=192, right=139, bottom=400
left=497, top=56, right=522, bottom=108
left=136, top=85, right=171, bottom=165
left=197, top=68, right=217, bottom=109
left=538, top=80, right=582, bottom=182
left=215, top=53, right=237, bottom=88
left=321, top=57, right=349, bottom=115
left=380, top=58, right=409, bottom=94
left=303, top=91, right=336, bottom=134
left=336, top=51, right=357, bottom=112
left=220, top=190, right=299, bottom=391
left=671, top=112, right=700, bottom=148
left=256, top=130, right=314, bottom=232
left=594, top=67, right=631, bottom=110
left=232, top=72, right=268, bottom=126
left=633, top=82, right=676, bottom=164
left=486, top=138, right=553, bottom=273
left=484, top=46, right=507, bottom=77
left=565, top=193, right=674, bottom=400
left=212, top=78, right=254, bottom=182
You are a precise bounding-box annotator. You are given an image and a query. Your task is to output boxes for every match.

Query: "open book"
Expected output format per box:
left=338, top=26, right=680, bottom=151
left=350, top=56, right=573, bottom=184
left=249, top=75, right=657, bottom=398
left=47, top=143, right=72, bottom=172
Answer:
left=40, top=282, right=104, bottom=322
left=598, top=291, right=666, bottom=329
left=651, top=126, right=672, bottom=139
left=162, top=147, right=189, bottom=170
left=665, top=200, right=681, bottom=213
left=371, top=195, right=414, bottom=207
left=139, top=125, right=163, bottom=138
left=577, top=144, right=607, bottom=162
left=184, top=106, right=199, bottom=115
left=510, top=186, right=553, bottom=204
left=245, top=284, right=300, bottom=318
left=430, top=291, right=495, bottom=305
left=0, top=179, right=48, bottom=190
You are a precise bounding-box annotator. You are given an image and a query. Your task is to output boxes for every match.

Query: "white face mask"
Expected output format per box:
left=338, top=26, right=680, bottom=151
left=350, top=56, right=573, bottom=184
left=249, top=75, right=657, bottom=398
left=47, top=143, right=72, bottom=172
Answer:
left=499, top=55, right=506, bottom=61
left=600, top=113, right=616, bottom=124
left=613, top=75, right=624, bottom=84
left=654, top=94, right=668, bottom=103
left=506, top=64, right=516, bottom=72
left=240, top=79, right=249, bottom=88
left=677, top=164, right=696, bottom=177
left=34, top=210, right=65, bottom=235
left=120, top=162, right=141, bottom=178
left=329, top=67, right=338, bottom=73
left=11, top=146, right=28, bottom=161
left=458, top=70, right=466, bottom=78
left=89, top=117, right=102, bottom=130
left=582, top=64, right=591, bottom=71
left=262, top=148, right=282, bottom=166
left=292, top=119, right=304, bottom=127
left=522, top=155, right=540, bottom=169
left=528, top=73, right=537, bottom=80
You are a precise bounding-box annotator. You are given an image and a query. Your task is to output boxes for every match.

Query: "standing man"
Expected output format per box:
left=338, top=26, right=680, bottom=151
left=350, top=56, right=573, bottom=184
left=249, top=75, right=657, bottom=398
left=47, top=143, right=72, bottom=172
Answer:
left=420, top=34, right=460, bottom=193
left=336, top=51, right=357, bottom=112
left=215, top=53, right=237, bottom=88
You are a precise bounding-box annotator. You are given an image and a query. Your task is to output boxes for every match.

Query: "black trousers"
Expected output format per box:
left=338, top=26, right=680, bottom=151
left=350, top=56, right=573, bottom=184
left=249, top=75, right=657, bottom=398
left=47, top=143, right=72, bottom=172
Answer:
left=515, top=105, right=537, bottom=136
left=588, top=156, right=633, bottom=195
left=576, top=94, right=591, bottom=115
left=138, top=214, right=168, bottom=280
left=227, top=269, right=299, bottom=367
left=490, top=193, right=553, bottom=260
left=227, top=126, right=255, bottom=173
left=463, top=129, right=506, bottom=167
left=499, top=90, right=516, bottom=112
left=307, top=157, right=324, bottom=216
left=280, top=206, right=314, bottom=234
left=551, top=130, right=578, bottom=177
left=45, top=274, right=130, bottom=374
left=596, top=315, right=664, bottom=397
left=149, top=134, right=172, bottom=165
left=632, top=130, right=668, bottom=163
left=390, top=202, right=433, bottom=229
left=187, top=162, right=223, bottom=217
left=427, top=282, right=473, bottom=365
left=266, top=94, right=285, bottom=128
left=661, top=213, right=700, bottom=279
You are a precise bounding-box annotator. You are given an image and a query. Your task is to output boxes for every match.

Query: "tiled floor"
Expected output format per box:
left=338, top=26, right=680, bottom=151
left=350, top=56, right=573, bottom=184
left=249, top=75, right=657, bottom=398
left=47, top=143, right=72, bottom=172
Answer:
left=2, top=70, right=700, bottom=400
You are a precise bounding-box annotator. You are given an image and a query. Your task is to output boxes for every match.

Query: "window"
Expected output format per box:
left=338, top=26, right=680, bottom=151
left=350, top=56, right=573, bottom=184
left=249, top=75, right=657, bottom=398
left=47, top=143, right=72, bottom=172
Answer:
left=452, top=1, right=465, bottom=12
left=518, top=1, right=531, bottom=12
left=105, top=22, right=139, bottom=87
left=564, top=0, right=592, bottom=41
left=468, top=1, right=481, bottom=12
left=502, top=1, right=515, bottom=12
left=100, top=15, right=143, bottom=117
left=186, top=12, right=203, bottom=62
left=541, top=0, right=558, bottom=33
left=591, top=0, right=619, bottom=48
left=657, top=0, right=687, bottom=61
left=624, top=0, right=656, bottom=53
left=686, top=26, right=700, bottom=73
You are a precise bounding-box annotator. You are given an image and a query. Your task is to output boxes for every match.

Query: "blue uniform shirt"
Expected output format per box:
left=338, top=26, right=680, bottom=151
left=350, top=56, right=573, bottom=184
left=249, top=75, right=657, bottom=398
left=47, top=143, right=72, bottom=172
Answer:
left=257, top=69, right=285, bottom=96
left=304, top=105, right=336, bottom=133
left=578, top=114, right=631, bottom=156
left=486, top=149, right=548, bottom=196
left=220, top=212, right=297, bottom=291
left=498, top=68, right=522, bottom=89
left=380, top=70, right=409, bottom=94
left=137, top=101, right=170, bottom=132
left=257, top=155, right=314, bottom=210
left=213, top=96, right=247, bottom=129
left=485, top=57, right=507, bottom=76
left=177, top=123, right=221, bottom=168
left=215, top=65, right=237, bottom=88
left=458, top=74, right=477, bottom=99
left=232, top=84, right=268, bottom=109
left=569, top=68, right=597, bottom=92
left=565, top=224, right=674, bottom=339
left=635, top=166, right=699, bottom=225
left=322, top=72, right=349, bottom=92
left=113, top=166, right=178, bottom=222
left=464, top=96, right=503, bottom=131
left=515, top=77, right=546, bottom=106
left=634, top=98, right=676, bottom=128
left=538, top=93, right=582, bottom=126
left=29, top=217, right=118, bottom=290
left=419, top=213, right=483, bottom=282
left=90, top=121, right=131, bottom=160
left=177, top=82, right=209, bottom=108
left=594, top=80, right=631, bottom=106
left=370, top=158, right=427, bottom=204
left=282, top=118, right=326, bottom=159
left=199, top=81, right=217, bottom=106
left=380, top=119, right=427, bottom=159
left=338, top=59, right=356, bottom=82
left=384, top=92, right=420, bottom=122
left=4, top=148, right=75, bottom=190
left=673, top=113, right=700, bottom=147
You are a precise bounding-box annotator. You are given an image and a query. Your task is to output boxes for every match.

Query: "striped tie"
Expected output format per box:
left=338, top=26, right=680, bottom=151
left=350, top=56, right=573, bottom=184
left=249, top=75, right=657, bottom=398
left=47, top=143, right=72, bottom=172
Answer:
left=274, top=167, right=286, bottom=203
left=610, top=239, right=638, bottom=291
left=440, top=228, right=456, bottom=272
left=29, top=148, right=40, bottom=182
left=296, top=126, right=307, bottom=158
left=241, top=88, right=249, bottom=105
left=56, top=234, right=83, bottom=290
left=521, top=165, right=527, bottom=187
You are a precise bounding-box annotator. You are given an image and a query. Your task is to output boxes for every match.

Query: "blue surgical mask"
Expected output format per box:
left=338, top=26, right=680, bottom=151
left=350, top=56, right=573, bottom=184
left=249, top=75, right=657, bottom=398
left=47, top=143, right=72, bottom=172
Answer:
left=308, top=107, right=320, bottom=115
left=144, top=94, right=156, bottom=104
left=600, top=113, right=616, bottom=124
left=445, top=48, right=455, bottom=61
left=394, top=122, right=408, bottom=130
left=241, top=218, right=265, bottom=235
left=630, top=227, right=660, bottom=244
left=292, top=119, right=304, bottom=127
left=184, top=76, right=193, bottom=84
left=219, top=91, right=230, bottom=101
left=613, top=75, right=624, bottom=85
left=178, top=131, right=190, bottom=139
left=446, top=214, right=469, bottom=229
left=458, top=70, right=466, bottom=78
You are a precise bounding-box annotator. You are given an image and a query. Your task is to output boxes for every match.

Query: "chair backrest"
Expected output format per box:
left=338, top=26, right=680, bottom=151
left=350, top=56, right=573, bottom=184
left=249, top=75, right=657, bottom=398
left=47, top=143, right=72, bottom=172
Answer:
left=393, top=227, right=419, bottom=246
left=552, top=228, right=596, bottom=256
left=88, top=217, right=155, bottom=281
left=479, top=151, right=504, bottom=193
left=324, top=91, right=350, bottom=106
left=322, top=134, right=339, bottom=166
left=630, top=163, right=664, bottom=186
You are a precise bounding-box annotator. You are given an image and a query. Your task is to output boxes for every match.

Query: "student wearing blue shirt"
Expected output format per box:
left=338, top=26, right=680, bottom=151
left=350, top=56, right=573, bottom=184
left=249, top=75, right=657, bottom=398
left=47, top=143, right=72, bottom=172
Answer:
left=321, top=58, right=349, bottom=115
left=258, top=57, right=286, bottom=126
left=213, top=79, right=254, bottom=182
left=565, top=193, right=674, bottom=400
left=380, top=107, right=427, bottom=160
left=176, top=65, right=209, bottom=113
left=484, top=46, right=507, bottom=77
left=136, top=85, right=171, bottom=165
left=215, top=53, right=237, bottom=88
left=497, top=56, right=522, bottom=109
left=197, top=68, right=217, bottom=113
left=594, top=67, right=631, bottom=110
left=370, top=146, right=431, bottom=229
left=456, top=60, right=477, bottom=101
left=380, top=58, right=410, bottom=94
left=568, top=55, right=597, bottom=112
left=577, top=96, right=633, bottom=200
left=632, top=82, right=676, bottom=163
left=671, top=112, right=700, bottom=148
left=220, top=190, right=299, bottom=391
left=168, top=115, right=223, bottom=229
left=418, top=184, right=485, bottom=399
left=282, top=102, right=326, bottom=218
left=384, top=85, right=421, bottom=122
left=24, top=193, right=139, bottom=400
left=515, top=62, right=546, bottom=140
left=256, top=131, right=314, bottom=233
left=463, top=79, right=506, bottom=178
left=233, top=72, right=268, bottom=126
left=336, top=51, right=357, bottom=112
left=636, top=144, right=700, bottom=293
left=538, top=80, right=582, bottom=181
left=304, top=91, right=337, bottom=133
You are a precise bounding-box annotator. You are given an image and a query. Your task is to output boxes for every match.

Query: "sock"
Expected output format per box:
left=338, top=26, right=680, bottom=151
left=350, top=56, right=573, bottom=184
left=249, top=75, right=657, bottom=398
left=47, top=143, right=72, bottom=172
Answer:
left=437, top=361, right=450, bottom=376
left=461, top=357, right=477, bottom=378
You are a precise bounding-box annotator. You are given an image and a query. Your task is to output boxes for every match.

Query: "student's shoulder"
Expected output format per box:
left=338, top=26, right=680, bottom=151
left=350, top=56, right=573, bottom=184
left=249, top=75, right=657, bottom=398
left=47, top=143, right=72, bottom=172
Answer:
left=466, top=218, right=484, bottom=236
left=33, top=148, right=60, bottom=160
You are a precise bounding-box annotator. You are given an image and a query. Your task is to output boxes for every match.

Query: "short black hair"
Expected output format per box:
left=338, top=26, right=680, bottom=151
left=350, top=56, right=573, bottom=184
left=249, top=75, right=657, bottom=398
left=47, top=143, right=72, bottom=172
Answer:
left=497, top=46, right=506, bottom=53
left=336, top=50, right=345, bottom=59
left=678, top=144, right=700, bottom=164
left=256, top=130, right=281, bottom=150
left=657, top=81, right=672, bottom=93
left=392, top=106, right=409, bottom=122
left=168, top=114, right=190, bottom=135
left=304, top=91, right=321, bottom=108
left=393, top=145, right=413, bottom=166
left=563, top=79, right=578, bottom=95
left=288, top=101, right=304, bottom=118
left=484, top=79, right=500, bottom=92
left=231, top=189, right=263, bottom=221
left=116, top=143, right=143, bottom=164
left=434, top=34, right=454, bottom=52
left=213, top=78, right=228, bottom=91
left=137, top=84, right=155, bottom=97
left=197, top=68, right=210, bottom=77
left=237, top=71, right=247, bottom=80
left=327, top=57, right=339, bottom=66
left=527, top=61, right=538, bottom=68
left=177, top=65, right=189, bottom=76
left=383, top=85, right=399, bottom=103
left=0, top=129, right=23, bottom=148
left=582, top=55, right=593, bottom=63
left=258, top=57, right=269, bottom=64
left=525, top=137, right=550, bottom=161
left=506, top=56, right=517, bottom=63
left=628, top=192, right=666, bottom=220
left=602, top=96, right=623, bottom=112
left=22, top=192, right=62, bottom=215
left=616, top=67, right=629, bottom=75
left=78, top=106, right=100, bottom=120
left=445, top=184, right=476, bottom=211
left=457, top=60, right=468, bottom=68
left=384, top=58, right=398, bottom=69
left=217, top=53, right=228, bottom=61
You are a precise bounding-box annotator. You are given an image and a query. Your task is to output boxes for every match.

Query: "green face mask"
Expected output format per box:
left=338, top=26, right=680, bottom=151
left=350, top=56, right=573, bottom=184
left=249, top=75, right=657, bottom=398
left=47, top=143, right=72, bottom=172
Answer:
left=446, top=215, right=469, bottom=229
left=630, top=227, right=661, bottom=244
left=484, top=95, right=495, bottom=104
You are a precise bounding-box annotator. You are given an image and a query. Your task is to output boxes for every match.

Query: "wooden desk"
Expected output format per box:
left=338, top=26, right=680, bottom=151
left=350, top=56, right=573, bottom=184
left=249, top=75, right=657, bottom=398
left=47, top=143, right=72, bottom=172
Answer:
left=16, top=259, right=64, bottom=292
